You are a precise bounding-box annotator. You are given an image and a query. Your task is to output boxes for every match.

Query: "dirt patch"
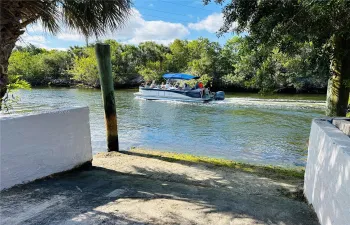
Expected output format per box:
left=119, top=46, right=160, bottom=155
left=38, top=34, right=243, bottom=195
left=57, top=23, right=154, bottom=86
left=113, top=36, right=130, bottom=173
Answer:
left=94, top=150, right=303, bottom=196
left=0, top=150, right=319, bottom=225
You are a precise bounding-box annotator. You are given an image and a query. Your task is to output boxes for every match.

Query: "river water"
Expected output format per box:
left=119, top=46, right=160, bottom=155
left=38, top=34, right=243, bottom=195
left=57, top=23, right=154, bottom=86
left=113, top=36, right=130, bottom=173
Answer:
left=4, top=88, right=326, bottom=167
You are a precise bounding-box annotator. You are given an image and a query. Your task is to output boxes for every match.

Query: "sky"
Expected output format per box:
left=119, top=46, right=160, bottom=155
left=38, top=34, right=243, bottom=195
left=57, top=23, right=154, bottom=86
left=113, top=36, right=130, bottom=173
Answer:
left=18, top=0, right=236, bottom=50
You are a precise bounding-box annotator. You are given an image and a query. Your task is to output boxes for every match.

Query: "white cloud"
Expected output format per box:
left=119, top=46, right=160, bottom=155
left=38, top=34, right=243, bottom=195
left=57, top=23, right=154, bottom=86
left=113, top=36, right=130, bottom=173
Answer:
left=17, top=8, right=190, bottom=47
left=26, top=23, right=44, bottom=33
left=132, top=21, right=189, bottom=43
left=57, top=32, right=85, bottom=41
left=188, top=13, right=238, bottom=33
left=16, top=33, right=48, bottom=48
left=52, top=8, right=189, bottom=45
left=25, top=21, right=82, bottom=41
left=22, top=34, right=46, bottom=43
left=101, top=9, right=190, bottom=45
left=188, top=13, right=224, bottom=33
left=48, top=47, right=68, bottom=51
left=124, top=38, right=175, bottom=46
left=16, top=33, right=68, bottom=50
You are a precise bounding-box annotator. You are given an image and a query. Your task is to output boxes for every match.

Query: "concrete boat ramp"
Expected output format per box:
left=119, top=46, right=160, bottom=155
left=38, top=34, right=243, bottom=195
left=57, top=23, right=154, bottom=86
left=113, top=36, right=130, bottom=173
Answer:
left=0, top=151, right=319, bottom=225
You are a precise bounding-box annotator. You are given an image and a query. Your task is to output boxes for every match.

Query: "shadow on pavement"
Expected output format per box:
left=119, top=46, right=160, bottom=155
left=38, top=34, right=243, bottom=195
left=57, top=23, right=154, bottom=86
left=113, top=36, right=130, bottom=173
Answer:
left=0, top=159, right=319, bottom=225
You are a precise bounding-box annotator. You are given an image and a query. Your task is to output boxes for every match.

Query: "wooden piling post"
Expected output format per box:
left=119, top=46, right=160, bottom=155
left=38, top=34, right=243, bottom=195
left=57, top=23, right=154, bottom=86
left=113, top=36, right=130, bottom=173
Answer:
left=95, top=43, right=119, bottom=151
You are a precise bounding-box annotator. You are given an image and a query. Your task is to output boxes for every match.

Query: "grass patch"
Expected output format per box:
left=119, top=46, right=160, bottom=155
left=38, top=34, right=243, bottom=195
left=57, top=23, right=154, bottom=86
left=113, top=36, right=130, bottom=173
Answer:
left=127, top=149, right=305, bottom=180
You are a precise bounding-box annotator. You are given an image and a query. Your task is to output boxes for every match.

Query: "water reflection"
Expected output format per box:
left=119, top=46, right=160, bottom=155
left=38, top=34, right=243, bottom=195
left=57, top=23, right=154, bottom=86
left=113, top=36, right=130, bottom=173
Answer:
left=4, top=88, right=325, bottom=167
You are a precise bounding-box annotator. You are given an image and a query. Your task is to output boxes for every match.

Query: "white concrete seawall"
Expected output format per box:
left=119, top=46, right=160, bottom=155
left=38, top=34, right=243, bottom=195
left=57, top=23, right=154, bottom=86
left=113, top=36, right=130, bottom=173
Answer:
left=0, top=107, right=92, bottom=190
left=304, top=118, right=350, bottom=225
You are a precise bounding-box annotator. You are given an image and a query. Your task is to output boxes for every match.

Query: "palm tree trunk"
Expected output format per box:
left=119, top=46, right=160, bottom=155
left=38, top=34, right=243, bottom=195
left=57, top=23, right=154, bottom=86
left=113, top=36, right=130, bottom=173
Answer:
left=0, top=35, right=22, bottom=111
left=0, top=2, right=26, bottom=110
left=326, top=36, right=350, bottom=117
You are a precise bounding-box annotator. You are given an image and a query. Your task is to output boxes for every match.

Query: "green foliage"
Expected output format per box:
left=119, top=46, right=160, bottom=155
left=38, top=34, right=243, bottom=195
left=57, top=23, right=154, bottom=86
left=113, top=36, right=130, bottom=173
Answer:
left=138, top=67, right=161, bottom=82
left=41, top=51, right=71, bottom=80
left=186, top=38, right=219, bottom=79
left=8, top=45, right=72, bottom=86
left=168, top=39, right=188, bottom=72
left=7, top=75, right=31, bottom=90
left=220, top=36, right=329, bottom=93
left=110, top=41, right=142, bottom=85
left=8, top=35, right=332, bottom=92
left=1, top=74, right=31, bottom=112
left=204, top=0, right=349, bottom=95
left=206, top=0, right=350, bottom=44
left=70, top=47, right=99, bottom=87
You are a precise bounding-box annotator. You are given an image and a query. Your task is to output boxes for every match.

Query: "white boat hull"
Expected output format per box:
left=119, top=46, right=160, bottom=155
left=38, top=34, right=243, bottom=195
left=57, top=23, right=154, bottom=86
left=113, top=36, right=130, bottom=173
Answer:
left=134, top=88, right=213, bottom=103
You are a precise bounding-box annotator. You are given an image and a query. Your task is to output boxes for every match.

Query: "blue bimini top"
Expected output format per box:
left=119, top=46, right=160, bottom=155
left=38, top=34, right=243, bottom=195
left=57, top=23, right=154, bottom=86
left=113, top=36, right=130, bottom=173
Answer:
left=163, top=73, right=200, bottom=80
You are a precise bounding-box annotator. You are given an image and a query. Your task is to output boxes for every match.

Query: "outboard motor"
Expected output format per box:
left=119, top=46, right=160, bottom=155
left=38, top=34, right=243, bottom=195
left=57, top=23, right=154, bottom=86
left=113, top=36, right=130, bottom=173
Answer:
left=214, top=91, right=225, bottom=100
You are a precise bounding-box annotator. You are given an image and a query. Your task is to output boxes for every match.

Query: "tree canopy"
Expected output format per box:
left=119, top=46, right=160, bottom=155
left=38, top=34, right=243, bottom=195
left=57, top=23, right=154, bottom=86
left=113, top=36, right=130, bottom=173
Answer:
left=205, top=0, right=350, bottom=116
left=8, top=38, right=330, bottom=93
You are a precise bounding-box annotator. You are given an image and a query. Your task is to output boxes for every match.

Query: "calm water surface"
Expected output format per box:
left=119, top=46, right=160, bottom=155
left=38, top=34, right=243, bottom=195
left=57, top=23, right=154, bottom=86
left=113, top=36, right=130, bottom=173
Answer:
left=5, top=88, right=326, bottom=167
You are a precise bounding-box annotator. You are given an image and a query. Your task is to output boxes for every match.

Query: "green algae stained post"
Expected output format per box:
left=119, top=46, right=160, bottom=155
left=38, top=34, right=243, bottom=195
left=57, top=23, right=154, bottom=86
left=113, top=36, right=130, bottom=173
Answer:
left=95, top=43, right=119, bottom=152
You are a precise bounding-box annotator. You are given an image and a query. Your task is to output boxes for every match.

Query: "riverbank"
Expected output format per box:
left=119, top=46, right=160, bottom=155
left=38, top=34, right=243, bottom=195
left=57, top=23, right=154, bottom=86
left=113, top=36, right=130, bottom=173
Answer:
left=125, top=149, right=305, bottom=179
left=1, top=149, right=319, bottom=225
left=31, top=83, right=328, bottom=95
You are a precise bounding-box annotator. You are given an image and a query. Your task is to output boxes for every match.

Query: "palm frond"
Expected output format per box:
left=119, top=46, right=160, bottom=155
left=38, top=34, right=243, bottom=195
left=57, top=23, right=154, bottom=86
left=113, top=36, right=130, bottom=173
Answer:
left=1, top=0, right=131, bottom=37
left=60, top=0, right=132, bottom=37
left=0, top=0, right=60, bottom=33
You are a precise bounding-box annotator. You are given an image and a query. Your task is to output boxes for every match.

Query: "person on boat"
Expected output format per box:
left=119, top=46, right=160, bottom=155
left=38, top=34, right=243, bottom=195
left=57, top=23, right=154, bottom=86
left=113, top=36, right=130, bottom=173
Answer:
left=198, top=82, right=204, bottom=89
left=194, top=82, right=199, bottom=89
left=144, top=82, right=150, bottom=88
left=165, top=82, right=171, bottom=89
left=196, top=82, right=205, bottom=97
left=150, top=80, right=156, bottom=88
left=160, top=82, right=166, bottom=89
left=204, top=83, right=210, bottom=94
left=183, top=83, right=190, bottom=90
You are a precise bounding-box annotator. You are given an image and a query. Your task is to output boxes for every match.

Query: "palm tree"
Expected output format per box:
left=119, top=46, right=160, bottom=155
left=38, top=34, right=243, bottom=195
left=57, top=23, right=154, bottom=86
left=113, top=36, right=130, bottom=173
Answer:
left=0, top=0, right=131, bottom=108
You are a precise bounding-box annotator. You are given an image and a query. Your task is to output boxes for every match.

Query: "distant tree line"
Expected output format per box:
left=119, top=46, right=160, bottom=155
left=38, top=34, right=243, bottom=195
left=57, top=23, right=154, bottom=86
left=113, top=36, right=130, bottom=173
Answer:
left=9, top=37, right=330, bottom=93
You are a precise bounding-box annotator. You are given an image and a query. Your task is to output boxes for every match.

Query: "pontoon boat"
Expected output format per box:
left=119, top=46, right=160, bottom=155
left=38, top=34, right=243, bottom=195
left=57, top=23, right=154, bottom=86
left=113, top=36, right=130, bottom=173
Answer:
left=134, top=73, right=225, bottom=103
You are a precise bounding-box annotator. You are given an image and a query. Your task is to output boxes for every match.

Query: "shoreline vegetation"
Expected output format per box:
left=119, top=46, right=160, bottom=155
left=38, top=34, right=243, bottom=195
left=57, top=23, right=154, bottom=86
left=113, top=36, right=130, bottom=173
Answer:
left=127, top=149, right=305, bottom=180
left=9, top=37, right=329, bottom=95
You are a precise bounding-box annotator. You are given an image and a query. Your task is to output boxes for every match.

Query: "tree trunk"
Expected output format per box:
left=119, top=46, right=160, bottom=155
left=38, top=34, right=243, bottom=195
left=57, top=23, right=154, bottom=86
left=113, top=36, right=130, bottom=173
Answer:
left=0, top=40, right=19, bottom=105
left=326, top=36, right=350, bottom=117
left=0, top=2, right=26, bottom=110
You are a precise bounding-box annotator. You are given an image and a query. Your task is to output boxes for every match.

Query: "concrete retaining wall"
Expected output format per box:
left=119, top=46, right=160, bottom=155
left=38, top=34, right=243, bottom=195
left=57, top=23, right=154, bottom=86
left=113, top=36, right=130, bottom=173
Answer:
left=0, top=107, right=92, bottom=190
left=304, top=118, right=350, bottom=225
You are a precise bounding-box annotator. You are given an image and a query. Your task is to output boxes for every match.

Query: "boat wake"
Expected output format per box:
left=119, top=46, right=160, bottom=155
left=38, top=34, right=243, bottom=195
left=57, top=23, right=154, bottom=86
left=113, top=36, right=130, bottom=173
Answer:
left=213, top=97, right=326, bottom=110
left=136, top=96, right=326, bottom=110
